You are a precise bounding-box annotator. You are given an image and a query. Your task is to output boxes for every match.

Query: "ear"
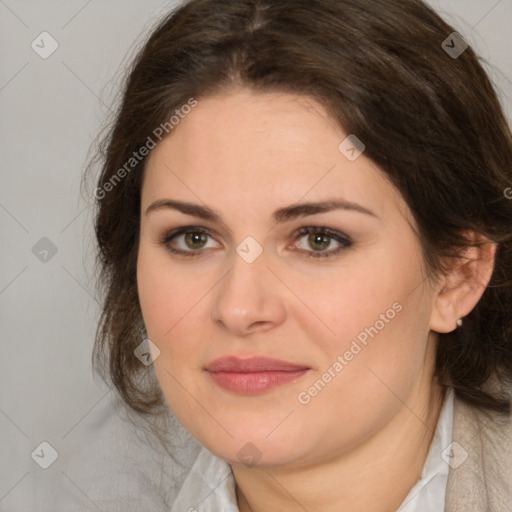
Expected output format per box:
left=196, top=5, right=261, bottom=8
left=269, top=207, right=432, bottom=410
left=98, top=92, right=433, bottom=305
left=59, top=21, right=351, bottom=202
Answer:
left=429, top=232, right=497, bottom=333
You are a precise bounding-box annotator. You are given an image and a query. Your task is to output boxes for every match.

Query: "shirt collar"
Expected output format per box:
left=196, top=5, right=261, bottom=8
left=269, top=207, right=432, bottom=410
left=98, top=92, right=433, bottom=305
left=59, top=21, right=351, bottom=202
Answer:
left=397, top=386, right=454, bottom=511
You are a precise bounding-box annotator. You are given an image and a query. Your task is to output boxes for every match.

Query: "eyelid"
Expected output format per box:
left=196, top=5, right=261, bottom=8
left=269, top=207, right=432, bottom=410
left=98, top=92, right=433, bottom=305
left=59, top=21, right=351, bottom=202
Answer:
left=292, top=226, right=352, bottom=245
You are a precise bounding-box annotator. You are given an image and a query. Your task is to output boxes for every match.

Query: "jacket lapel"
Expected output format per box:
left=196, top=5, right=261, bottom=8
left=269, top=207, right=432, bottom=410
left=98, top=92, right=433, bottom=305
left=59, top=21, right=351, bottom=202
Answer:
left=445, top=381, right=512, bottom=511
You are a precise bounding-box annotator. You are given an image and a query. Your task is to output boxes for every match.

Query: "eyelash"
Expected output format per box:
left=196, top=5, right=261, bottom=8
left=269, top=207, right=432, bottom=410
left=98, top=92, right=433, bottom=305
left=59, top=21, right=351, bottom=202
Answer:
left=157, top=226, right=352, bottom=260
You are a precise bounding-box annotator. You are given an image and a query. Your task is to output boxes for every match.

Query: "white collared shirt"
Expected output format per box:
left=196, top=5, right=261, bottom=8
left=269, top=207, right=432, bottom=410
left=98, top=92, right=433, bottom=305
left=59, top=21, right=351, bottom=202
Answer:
left=171, top=387, right=455, bottom=512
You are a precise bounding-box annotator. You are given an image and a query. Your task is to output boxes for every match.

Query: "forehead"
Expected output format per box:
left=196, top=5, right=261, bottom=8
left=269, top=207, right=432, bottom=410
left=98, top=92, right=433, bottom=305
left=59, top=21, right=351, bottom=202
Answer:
left=142, top=89, right=409, bottom=224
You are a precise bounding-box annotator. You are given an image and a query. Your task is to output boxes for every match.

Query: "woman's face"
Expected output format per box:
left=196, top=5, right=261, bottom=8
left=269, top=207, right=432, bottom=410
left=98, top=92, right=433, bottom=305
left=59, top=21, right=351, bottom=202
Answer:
left=137, top=88, right=441, bottom=468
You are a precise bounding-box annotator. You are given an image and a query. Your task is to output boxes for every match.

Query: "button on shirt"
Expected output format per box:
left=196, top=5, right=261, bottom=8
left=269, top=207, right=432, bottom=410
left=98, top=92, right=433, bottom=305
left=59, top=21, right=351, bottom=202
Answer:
left=170, top=387, right=455, bottom=512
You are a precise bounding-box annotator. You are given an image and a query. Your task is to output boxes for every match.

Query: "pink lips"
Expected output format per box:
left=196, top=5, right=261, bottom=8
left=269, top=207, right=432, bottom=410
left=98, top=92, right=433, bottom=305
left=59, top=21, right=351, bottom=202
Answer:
left=205, top=356, right=310, bottom=394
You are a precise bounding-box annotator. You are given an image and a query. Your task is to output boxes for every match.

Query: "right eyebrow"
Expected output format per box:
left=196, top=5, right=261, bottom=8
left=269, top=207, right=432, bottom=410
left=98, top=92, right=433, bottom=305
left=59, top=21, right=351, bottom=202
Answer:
left=145, top=199, right=222, bottom=221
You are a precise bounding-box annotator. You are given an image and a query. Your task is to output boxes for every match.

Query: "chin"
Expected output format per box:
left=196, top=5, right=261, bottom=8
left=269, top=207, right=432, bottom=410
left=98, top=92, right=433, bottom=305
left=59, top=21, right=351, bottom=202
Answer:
left=188, top=418, right=314, bottom=469
left=206, top=439, right=300, bottom=469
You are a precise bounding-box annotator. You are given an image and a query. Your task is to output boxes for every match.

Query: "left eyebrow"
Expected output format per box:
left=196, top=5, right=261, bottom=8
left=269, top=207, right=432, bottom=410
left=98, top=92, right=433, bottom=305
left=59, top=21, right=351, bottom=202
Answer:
left=272, top=199, right=378, bottom=222
left=144, top=198, right=378, bottom=222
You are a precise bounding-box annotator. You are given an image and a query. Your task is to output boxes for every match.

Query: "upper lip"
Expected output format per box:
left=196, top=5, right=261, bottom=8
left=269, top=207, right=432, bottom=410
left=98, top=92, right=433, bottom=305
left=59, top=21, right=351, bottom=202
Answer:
left=205, top=356, right=310, bottom=373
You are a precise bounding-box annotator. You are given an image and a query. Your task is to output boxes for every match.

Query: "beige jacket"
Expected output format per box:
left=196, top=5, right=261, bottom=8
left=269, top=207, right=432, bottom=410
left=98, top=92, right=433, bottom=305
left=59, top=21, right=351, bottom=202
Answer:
left=445, top=378, right=512, bottom=511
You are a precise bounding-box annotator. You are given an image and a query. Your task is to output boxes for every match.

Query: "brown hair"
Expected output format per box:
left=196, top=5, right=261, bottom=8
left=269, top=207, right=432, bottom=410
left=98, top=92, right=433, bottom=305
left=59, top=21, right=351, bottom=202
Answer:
left=84, top=0, right=512, bottom=425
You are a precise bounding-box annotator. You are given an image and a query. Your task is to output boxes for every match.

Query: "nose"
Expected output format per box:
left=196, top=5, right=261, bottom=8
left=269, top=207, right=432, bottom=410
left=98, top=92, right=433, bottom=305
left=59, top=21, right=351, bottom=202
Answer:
left=210, top=245, right=287, bottom=336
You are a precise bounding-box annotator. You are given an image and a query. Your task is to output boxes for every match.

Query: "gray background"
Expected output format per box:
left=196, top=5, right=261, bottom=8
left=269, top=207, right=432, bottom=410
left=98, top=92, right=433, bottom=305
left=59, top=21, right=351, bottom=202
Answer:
left=1, top=1, right=511, bottom=510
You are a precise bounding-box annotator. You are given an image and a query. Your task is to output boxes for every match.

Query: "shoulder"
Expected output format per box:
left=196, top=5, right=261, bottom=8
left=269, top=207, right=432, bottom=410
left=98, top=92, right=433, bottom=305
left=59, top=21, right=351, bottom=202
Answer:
left=41, top=391, right=202, bottom=512
left=445, top=376, right=512, bottom=512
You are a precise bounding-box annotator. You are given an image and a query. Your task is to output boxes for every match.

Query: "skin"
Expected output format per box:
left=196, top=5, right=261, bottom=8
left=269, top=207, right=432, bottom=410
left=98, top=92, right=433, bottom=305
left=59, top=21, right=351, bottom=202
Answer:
left=136, top=87, right=496, bottom=512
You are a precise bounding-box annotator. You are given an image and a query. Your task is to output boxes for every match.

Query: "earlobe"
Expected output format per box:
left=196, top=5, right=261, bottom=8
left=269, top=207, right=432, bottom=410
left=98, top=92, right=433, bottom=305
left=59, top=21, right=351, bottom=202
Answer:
left=429, top=234, right=497, bottom=334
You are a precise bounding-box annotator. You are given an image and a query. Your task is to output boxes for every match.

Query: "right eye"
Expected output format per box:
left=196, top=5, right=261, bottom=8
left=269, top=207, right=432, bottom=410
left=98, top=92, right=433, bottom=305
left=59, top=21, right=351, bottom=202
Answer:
left=158, top=227, right=222, bottom=257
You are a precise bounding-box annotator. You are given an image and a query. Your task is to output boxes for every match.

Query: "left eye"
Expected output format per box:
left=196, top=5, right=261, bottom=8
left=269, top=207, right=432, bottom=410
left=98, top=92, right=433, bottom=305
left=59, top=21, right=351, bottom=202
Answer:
left=291, top=226, right=352, bottom=258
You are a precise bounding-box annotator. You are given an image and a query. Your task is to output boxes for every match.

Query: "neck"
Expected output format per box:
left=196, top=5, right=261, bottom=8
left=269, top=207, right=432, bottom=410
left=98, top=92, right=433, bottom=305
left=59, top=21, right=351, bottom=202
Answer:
left=234, top=378, right=446, bottom=512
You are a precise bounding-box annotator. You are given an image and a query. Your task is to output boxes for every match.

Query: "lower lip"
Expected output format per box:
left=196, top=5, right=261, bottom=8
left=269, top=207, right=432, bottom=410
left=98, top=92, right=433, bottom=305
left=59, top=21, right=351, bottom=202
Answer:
left=207, top=369, right=309, bottom=394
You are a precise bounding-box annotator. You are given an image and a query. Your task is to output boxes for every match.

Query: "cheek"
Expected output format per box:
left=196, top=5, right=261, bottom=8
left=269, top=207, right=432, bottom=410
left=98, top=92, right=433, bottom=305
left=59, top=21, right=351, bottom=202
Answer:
left=290, top=280, right=428, bottom=454
left=281, top=258, right=402, bottom=347
left=136, top=248, right=222, bottom=397
left=137, top=252, right=206, bottom=413
left=137, top=249, right=197, bottom=344
left=287, top=249, right=429, bottom=389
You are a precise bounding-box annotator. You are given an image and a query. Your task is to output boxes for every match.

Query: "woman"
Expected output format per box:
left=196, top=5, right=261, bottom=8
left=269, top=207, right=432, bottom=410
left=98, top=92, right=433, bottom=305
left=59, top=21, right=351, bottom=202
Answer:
left=87, top=0, right=512, bottom=510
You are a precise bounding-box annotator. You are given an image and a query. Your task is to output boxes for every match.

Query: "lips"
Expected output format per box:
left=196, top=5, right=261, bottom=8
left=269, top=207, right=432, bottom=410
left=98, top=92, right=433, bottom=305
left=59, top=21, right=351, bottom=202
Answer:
left=205, top=356, right=310, bottom=394
left=205, top=356, right=309, bottom=372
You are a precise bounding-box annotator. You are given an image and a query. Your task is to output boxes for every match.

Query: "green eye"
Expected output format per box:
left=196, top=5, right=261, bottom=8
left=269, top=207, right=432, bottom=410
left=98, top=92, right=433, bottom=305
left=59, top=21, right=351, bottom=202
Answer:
left=183, top=231, right=209, bottom=250
left=159, top=227, right=220, bottom=257
left=307, top=233, right=331, bottom=251
left=294, top=226, right=352, bottom=259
